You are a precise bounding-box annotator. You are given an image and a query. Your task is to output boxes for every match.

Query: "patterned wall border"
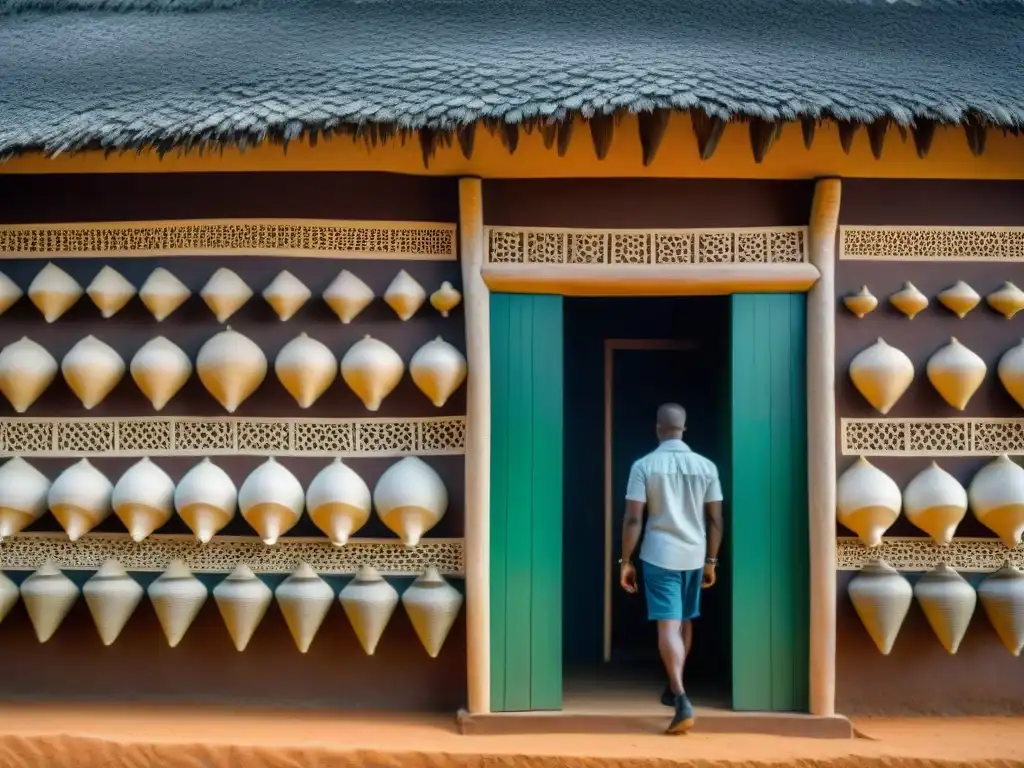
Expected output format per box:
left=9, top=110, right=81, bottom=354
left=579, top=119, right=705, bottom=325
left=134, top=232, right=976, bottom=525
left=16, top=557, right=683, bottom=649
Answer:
left=0, top=416, right=466, bottom=457
left=840, top=226, right=1024, bottom=261
left=837, top=537, right=1024, bottom=571
left=0, top=219, right=457, bottom=261
left=0, top=533, right=464, bottom=575
left=841, top=417, right=1024, bottom=456
left=485, top=226, right=807, bottom=265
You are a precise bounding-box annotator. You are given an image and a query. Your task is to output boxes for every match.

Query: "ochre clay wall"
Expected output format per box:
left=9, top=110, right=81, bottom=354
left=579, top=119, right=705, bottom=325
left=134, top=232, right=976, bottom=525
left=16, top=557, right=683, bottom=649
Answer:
left=0, top=172, right=466, bottom=710
left=834, top=179, right=1024, bottom=715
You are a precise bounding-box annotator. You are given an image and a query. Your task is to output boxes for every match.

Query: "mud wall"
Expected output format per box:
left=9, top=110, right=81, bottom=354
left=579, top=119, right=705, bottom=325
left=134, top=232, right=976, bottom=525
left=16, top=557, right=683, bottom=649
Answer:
left=0, top=173, right=466, bottom=710
left=834, top=179, right=1024, bottom=715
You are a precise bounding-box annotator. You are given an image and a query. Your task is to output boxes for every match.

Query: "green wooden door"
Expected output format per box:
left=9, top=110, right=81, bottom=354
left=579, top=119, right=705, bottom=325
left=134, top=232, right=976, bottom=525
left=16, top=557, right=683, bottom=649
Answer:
left=730, top=293, right=809, bottom=712
left=490, top=293, right=563, bottom=712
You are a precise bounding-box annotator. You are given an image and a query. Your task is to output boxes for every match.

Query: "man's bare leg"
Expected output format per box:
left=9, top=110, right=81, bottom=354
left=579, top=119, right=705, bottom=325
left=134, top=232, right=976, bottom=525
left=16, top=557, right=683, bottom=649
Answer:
left=657, top=619, right=686, bottom=695
left=661, top=620, right=693, bottom=705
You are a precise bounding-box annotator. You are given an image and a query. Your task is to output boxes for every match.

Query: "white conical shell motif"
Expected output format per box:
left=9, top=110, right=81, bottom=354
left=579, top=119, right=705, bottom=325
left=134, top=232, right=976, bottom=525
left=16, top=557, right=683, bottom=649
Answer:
left=384, top=269, right=426, bottom=321
left=201, top=267, right=253, bottom=323
left=986, top=281, right=1024, bottom=320
left=20, top=562, right=79, bottom=642
left=48, top=459, right=113, bottom=541
left=997, top=339, right=1024, bottom=411
left=275, top=333, right=337, bottom=409
left=937, top=281, right=980, bottom=319
left=373, top=456, right=448, bottom=547
left=410, top=336, right=467, bottom=408
left=239, top=457, right=304, bottom=546
left=0, top=571, right=18, bottom=625
left=926, top=338, right=987, bottom=411
left=0, top=337, right=58, bottom=413
left=323, top=270, right=374, bottom=324
left=196, top=327, right=267, bottom=413
left=139, top=268, right=191, bottom=322
left=340, top=335, right=404, bottom=412
left=263, top=270, right=311, bottom=321
left=62, top=335, right=126, bottom=410
left=306, top=458, right=371, bottom=546
left=86, top=266, right=136, bottom=319
left=0, top=272, right=23, bottom=316
left=977, top=561, right=1024, bottom=656
left=914, top=563, right=977, bottom=654
left=83, top=559, right=144, bottom=646
left=848, top=338, right=914, bottom=415
left=836, top=457, right=901, bottom=547
left=430, top=281, right=462, bottom=317
left=843, top=286, right=878, bottom=319
left=213, top=564, right=272, bottom=651
left=130, top=337, right=192, bottom=411
left=339, top=565, right=399, bottom=655
left=147, top=560, right=208, bottom=647
left=888, top=281, right=929, bottom=320
left=402, top=568, right=463, bottom=658
left=0, top=457, right=51, bottom=542
left=902, top=462, right=967, bottom=546
left=112, top=458, right=175, bottom=542
left=28, top=263, right=83, bottom=323
left=174, top=458, right=237, bottom=543
left=968, top=454, right=1024, bottom=548
left=275, top=562, right=334, bottom=653
left=847, top=559, right=913, bottom=655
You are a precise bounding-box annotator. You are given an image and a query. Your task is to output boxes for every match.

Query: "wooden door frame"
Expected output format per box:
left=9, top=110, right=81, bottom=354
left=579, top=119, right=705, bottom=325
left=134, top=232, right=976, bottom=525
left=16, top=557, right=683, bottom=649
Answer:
left=602, top=338, right=700, bottom=662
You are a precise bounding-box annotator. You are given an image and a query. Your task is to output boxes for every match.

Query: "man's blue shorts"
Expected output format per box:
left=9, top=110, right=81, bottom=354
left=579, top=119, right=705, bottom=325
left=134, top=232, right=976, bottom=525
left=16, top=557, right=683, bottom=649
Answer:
left=642, top=561, right=702, bottom=621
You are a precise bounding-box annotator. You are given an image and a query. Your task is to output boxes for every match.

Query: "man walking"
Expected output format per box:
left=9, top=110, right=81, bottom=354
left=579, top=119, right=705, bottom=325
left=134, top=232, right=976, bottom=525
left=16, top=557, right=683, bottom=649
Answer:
left=618, top=403, right=724, bottom=735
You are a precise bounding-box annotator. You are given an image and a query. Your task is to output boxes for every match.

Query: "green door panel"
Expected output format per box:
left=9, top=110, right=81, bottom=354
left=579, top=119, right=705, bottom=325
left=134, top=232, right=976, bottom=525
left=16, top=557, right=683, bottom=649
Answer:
left=730, top=293, right=809, bottom=712
left=490, top=293, right=564, bottom=712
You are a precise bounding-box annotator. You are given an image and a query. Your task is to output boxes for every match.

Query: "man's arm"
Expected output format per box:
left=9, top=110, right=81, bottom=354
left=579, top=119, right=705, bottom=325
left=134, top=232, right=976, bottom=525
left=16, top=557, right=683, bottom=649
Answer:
left=620, top=461, right=646, bottom=593
left=704, top=500, right=723, bottom=562
left=621, top=499, right=645, bottom=564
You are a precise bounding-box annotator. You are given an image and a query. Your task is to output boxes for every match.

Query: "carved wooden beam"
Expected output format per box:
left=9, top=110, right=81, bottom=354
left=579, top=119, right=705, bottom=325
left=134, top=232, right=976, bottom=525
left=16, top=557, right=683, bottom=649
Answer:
left=806, top=177, right=842, bottom=719
left=458, top=177, right=491, bottom=716
left=481, top=262, right=820, bottom=296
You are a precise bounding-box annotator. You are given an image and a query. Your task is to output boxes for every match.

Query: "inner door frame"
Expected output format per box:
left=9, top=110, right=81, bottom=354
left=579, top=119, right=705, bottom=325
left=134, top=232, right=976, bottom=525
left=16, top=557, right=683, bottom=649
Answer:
left=602, top=338, right=700, bottom=662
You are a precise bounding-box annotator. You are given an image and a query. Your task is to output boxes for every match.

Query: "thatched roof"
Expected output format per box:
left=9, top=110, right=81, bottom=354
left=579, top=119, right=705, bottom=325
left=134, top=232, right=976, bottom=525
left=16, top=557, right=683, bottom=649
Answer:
left=1, top=0, right=1022, bottom=163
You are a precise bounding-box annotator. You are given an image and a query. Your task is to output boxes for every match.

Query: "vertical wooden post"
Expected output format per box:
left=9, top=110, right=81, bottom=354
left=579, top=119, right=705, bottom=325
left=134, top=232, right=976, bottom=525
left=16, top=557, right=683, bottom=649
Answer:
left=459, top=176, right=491, bottom=715
left=806, top=177, right=841, bottom=717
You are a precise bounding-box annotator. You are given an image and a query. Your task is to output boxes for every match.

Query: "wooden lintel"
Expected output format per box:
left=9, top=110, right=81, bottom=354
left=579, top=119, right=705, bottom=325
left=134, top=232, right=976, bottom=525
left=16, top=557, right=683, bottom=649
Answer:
left=480, top=263, right=820, bottom=296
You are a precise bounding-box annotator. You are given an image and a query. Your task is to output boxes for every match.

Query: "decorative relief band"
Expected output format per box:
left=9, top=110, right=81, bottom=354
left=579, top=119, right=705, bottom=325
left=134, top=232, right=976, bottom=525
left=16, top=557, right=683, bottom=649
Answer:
left=0, top=219, right=457, bottom=261
left=485, top=226, right=807, bottom=265
left=840, top=226, right=1024, bottom=261
left=0, top=533, right=464, bottom=575
left=0, top=416, right=465, bottom=458
left=837, top=537, right=1024, bottom=572
left=841, top=417, right=1024, bottom=456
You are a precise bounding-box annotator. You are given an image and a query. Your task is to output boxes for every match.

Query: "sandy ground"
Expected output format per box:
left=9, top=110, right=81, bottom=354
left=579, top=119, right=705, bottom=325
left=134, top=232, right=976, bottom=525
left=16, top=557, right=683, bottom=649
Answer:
left=0, top=704, right=1021, bottom=768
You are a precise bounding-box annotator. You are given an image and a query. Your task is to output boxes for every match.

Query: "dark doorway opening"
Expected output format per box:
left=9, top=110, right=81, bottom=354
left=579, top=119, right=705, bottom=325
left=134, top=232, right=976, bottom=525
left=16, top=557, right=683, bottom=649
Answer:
left=562, top=297, right=732, bottom=712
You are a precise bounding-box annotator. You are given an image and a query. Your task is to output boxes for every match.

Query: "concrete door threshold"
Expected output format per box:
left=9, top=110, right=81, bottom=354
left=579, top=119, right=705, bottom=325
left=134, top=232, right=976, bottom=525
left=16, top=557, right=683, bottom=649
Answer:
left=457, top=706, right=854, bottom=738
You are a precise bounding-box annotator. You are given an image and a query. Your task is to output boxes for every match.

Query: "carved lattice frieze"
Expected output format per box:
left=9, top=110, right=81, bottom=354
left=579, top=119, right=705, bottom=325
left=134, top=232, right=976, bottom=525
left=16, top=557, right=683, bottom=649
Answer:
left=0, top=219, right=457, bottom=261
left=0, top=416, right=465, bottom=457
left=0, top=533, right=464, bottom=575
left=841, top=418, right=1024, bottom=456
left=837, top=537, right=1024, bottom=571
left=840, top=226, right=1024, bottom=261
left=486, top=226, right=807, bottom=265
